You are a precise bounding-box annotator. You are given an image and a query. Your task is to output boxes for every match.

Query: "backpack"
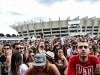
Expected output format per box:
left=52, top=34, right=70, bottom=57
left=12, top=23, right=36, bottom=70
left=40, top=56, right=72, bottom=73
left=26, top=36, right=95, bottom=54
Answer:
left=0, top=62, right=8, bottom=75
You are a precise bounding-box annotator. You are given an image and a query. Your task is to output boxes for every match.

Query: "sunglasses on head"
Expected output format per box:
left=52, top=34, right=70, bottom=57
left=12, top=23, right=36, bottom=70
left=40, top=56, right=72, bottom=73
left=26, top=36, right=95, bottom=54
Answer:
left=78, top=46, right=88, bottom=49
left=29, top=54, right=34, bottom=57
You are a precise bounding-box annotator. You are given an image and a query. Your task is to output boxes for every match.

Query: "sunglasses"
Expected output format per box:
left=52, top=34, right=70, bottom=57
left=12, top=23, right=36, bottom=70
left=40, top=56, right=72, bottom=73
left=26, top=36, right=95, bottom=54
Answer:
left=78, top=46, right=88, bottom=49
left=29, top=50, right=33, bottom=53
left=73, top=46, right=77, bottom=48
left=3, top=48, right=10, bottom=50
left=16, top=47, right=24, bottom=50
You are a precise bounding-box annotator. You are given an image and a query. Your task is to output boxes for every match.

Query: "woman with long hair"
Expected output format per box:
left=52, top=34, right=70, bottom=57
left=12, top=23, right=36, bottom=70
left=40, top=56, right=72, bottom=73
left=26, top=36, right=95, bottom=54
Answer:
left=9, top=52, right=28, bottom=75
left=54, top=48, right=68, bottom=75
left=26, top=52, right=34, bottom=68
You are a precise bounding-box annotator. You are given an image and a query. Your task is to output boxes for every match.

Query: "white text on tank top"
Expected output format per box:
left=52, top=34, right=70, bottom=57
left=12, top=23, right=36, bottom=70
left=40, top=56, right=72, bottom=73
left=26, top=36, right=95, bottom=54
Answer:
left=76, top=64, right=94, bottom=75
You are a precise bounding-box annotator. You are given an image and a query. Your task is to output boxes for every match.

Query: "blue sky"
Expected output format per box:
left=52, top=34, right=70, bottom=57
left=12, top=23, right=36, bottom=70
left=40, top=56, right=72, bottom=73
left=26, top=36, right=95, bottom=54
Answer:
left=0, top=0, right=100, bottom=26
left=36, top=0, right=66, bottom=6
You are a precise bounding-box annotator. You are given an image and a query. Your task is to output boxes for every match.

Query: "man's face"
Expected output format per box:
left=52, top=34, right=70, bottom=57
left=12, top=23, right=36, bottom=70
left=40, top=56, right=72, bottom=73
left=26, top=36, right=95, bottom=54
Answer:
left=3, top=46, right=12, bottom=56
left=34, top=41, right=38, bottom=48
left=39, top=42, right=44, bottom=48
left=15, top=45, right=24, bottom=54
left=72, top=44, right=77, bottom=50
left=77, top=42, right=89, bottom=57
left=44, top=42, right=49, bottom=46
left=88, top=40, right=93, bottom=46
left=98, top=42, right=100, bottom=48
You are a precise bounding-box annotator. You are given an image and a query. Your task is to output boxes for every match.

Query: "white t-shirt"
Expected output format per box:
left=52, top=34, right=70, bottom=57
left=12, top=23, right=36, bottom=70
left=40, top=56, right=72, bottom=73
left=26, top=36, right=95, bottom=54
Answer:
left=8, top=64, right=28, bottom=75
left=67, top=48, right=73, bottom=57
left=18, top=64, right=28, bottom=75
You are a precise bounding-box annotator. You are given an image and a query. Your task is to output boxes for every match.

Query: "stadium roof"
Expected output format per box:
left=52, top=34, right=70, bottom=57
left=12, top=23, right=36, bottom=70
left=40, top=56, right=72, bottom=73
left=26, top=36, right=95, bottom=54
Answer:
left=0, top=26, right=19, bottom=35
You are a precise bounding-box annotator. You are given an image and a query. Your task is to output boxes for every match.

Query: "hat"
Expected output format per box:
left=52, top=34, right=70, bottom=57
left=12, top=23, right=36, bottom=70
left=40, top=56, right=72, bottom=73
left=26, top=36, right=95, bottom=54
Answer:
left=44, top=40, right=49, bottom=43
left=46, top=51, right=54, bottom=59
left=33, top=53, right=46, bottom=66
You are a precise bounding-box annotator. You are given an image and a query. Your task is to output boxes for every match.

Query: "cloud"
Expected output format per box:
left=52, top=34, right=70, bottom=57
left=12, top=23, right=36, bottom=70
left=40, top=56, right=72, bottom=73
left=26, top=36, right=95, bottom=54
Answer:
left=0, top=0, right=100, bottom=26
left=43, top=0, right=100, bottom=20
left=0, top=0, right=47, bottom=25
left=8, top=11, right=24, bottom=16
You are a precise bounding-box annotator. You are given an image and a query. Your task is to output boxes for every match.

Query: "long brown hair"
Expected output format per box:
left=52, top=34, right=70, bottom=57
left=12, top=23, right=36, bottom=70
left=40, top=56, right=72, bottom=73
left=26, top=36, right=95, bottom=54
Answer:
left=11, top=52, right=22, bottom=75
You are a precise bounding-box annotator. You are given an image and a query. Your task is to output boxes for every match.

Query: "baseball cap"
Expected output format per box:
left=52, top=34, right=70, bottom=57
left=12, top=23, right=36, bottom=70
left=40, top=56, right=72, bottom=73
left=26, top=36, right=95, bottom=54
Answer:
left=33, top=53, right=46, bottom=66
left=46, top=51, right=54, bottom=59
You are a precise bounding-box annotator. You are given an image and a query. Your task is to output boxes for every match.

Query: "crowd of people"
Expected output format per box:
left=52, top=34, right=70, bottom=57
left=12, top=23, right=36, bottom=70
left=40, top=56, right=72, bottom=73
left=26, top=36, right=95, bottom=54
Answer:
left=0, top=34, right=100, bottom=75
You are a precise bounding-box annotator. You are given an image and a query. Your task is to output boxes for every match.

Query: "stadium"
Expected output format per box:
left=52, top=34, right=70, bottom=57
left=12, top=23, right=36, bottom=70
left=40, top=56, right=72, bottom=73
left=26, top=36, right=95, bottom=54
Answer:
left=11, top=16, right=100, bottom=39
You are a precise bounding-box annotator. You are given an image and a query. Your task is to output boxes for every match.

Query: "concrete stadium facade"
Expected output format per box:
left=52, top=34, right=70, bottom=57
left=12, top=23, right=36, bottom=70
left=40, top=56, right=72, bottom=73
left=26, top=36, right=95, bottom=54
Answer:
left=11, top=16, right=100, bottom=39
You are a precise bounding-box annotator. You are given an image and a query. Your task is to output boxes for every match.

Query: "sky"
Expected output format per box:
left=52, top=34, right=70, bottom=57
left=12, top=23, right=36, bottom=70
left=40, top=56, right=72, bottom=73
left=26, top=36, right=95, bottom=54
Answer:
left=0, top=0, right=100, bottom=26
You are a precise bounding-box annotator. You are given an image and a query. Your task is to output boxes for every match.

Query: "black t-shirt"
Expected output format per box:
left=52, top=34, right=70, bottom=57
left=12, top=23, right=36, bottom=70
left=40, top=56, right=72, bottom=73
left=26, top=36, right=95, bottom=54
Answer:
left=0, top=55, right=6, bottom=64
left=55, top=60, right=66, bottom=75
left=0, top=55, right=8, bottom=75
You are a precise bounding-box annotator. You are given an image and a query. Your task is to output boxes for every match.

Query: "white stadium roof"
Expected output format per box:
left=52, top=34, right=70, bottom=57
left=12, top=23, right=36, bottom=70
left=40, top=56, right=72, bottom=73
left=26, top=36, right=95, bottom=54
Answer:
left=0, top=26, right=18, bottom=35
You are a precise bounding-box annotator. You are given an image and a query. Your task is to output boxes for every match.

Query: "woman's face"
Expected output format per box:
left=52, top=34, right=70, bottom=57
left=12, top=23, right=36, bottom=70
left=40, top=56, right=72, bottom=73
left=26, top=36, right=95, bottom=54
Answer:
left=57, top=49, right=64, bottom=58
left=29, top=53, right=34, bottom=62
